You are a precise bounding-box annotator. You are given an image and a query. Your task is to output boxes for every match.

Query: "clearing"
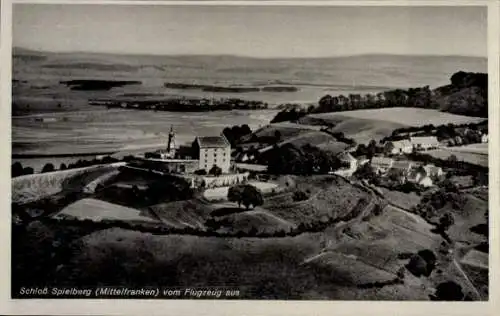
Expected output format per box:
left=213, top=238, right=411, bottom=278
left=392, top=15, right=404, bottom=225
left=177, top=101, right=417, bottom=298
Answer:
left=12, top=164, right=120, bottom=204
left=53, top=198, right=159, bottom=223
left=203, top=181, right=279, bottom=201
left=300, top=107, right=484, bottom=144
left=426, top=148, right=488, bottom=167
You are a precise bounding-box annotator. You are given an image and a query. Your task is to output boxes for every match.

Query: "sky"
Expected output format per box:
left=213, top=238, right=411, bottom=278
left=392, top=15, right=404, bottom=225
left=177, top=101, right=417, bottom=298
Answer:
left=13, top=4, right=487, bottom=58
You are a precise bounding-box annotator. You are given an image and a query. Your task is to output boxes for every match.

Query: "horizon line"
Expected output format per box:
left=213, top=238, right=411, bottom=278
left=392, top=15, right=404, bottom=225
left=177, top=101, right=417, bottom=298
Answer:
left=12, top=46, right=488, bottom=60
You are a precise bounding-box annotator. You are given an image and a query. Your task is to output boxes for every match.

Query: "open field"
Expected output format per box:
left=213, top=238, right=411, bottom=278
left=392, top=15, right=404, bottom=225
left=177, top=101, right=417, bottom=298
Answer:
left=426, top=148, right=488, bottom=167
left=376, top=187, right=423, bottom=210
left=54, top=226, right=432, bottom=299
left=53, top=198, right=159, bottom=223
left=445, top=194, right=488, bottom=245
left=215, top=208, right=297, bottom=235
left=265, top=175, right=371, bottom=225
left=300, top=107, right=485, bottom=144
left=11, top=165, right=118, bottom=204
left=306, top=107, right=485, bottom=126
left=148, top=200, right=213, bottom=230
left=446, top=143, right=488, bottom=155
left=203, top=181, right=279, bottom=201
left=13, top=109, right=278, bottom=157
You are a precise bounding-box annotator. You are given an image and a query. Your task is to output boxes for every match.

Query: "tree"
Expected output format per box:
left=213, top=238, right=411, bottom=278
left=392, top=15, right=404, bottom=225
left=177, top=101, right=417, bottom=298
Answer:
left=208, top=165, right=222, bottom=177
left=228, top=185, right=244, bottom=208
left=12, top=162, right=24, bottom=177
left=274, top=130, right=282, bottom=144
left=194, top=169, right=207, bottom=175
left=23, top=167, right=34, bottom=175
left=353, top=163, right=377, bottom=183
left=59, top=163, right=67, bottom=170
left=438, top=212, right=455, bottom=232
left=292, top=190, right=309, bottom=202
left=433, top=281, right=464, bottom=301
left=241, top=185, right=263, bottom=210
left=41, top=163, right=55, bottom=173
left=447, top=154, right=458, bottom=163
left=406, top=254, right=428, bottom=277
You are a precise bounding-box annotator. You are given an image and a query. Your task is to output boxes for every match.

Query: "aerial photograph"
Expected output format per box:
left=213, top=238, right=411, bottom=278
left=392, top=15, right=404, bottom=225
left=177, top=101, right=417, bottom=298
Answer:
left=11, top=4, right=488, bottom=300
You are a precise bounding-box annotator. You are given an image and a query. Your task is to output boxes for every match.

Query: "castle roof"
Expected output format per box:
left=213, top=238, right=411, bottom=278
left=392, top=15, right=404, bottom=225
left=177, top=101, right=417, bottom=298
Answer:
left=196, top=135, right=230, bottom=148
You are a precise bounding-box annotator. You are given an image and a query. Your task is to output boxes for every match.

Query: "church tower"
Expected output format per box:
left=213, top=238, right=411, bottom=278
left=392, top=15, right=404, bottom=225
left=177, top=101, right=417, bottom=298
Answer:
left=166, top=125, right=176, bottom=158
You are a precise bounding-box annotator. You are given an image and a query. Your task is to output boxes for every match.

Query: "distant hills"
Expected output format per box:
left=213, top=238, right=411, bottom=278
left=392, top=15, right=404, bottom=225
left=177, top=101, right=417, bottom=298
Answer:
left=13, top=47, right=487, bottom=90
left=12, top=47, right=488, bottom=114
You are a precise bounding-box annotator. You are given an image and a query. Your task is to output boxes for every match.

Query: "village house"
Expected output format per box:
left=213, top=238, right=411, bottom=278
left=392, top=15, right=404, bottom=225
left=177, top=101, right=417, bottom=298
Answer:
left=481, top=134, right=488, bottom=143
left=370, top=156, right=394, bottom=174
left=384, top=139, right=413, bottom=155
left=356, top=156, right=370, bottom=167
left=407, top=166, right=434, bottom=187
left=410, top=136, right=440, bottom=151
left=422, top=164, right=444, bottom=178
left=338, top=152, right=358, bottom=171
left=390, top=160, right=413, bottom=174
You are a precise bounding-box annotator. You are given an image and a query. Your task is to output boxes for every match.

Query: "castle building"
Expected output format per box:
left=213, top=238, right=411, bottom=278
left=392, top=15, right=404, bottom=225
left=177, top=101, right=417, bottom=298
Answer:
left=192, top=135, right=231, bottom=173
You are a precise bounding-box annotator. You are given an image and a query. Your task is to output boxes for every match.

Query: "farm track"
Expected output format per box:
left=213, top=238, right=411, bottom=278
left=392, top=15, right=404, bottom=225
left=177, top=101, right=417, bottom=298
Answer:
left=452, top=258, right=483, bottom=300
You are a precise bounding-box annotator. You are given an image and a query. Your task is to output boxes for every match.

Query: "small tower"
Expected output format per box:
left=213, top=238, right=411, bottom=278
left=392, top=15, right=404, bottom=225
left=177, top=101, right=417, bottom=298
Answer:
left=166, top=125, right=176, bottom=158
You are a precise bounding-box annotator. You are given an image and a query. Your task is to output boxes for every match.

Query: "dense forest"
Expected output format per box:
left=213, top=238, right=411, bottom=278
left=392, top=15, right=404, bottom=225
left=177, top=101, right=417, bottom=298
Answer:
left=271, top=71, right=487, bottom=123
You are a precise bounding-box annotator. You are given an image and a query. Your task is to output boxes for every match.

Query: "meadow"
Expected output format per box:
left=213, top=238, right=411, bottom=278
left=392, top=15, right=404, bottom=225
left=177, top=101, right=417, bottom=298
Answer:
left=426, top=148, right=488, bottom=167
left=300, top=108, right=485, bottom=144
left=53, top=198, right=159, bottom=223
left=12, top=109, right=278, bottom=159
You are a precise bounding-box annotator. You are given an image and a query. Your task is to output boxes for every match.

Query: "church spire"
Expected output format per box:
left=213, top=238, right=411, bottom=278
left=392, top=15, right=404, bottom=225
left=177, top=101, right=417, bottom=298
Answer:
left=167, top=125, right=175, bottom=153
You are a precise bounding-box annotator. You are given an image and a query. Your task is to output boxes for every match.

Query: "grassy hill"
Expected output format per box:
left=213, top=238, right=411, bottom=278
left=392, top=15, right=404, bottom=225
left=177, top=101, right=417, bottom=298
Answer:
left=298, top=108, right=485, bottom=144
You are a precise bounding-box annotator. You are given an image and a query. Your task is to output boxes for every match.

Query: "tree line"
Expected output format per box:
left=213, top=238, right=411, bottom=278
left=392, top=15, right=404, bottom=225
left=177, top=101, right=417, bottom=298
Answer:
left=222, top=124, right=252, bottom=147
left=264, top=143, right=344, bottom=175
left=11, top=155, right=134, bottom=178
left=270, top=71, right=488, bottom=124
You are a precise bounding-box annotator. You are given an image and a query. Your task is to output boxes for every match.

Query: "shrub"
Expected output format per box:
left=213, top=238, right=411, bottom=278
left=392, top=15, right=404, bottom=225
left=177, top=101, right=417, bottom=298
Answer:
left=12, top=162, right=24, bottom=177
left=23, top=167, right=34, bottom=175
left=209, top=165, right=222, bottom=177
left=194, top=169, right=207, bottom=175
left=433, top=281, right=464, bottom=301
left=292, top=190, right=309, bottom=202
left=41, top=163, right=55, bottom=173
left=406, top=254, right=428, bottom=277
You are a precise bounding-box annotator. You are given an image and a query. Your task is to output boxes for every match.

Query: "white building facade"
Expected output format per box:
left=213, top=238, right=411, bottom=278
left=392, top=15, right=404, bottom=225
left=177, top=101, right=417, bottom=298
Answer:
left=194, top=136, right=231, bottom=173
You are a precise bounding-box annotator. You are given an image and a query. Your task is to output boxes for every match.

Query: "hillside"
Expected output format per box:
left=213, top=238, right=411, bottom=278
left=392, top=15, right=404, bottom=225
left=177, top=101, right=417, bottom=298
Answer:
left=434, top=72, right=488, bottom=117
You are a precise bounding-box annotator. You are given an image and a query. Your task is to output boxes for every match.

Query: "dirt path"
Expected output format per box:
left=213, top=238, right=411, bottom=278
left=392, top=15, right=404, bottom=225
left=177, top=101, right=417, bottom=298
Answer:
left=452, top=258, right=483, bottom=300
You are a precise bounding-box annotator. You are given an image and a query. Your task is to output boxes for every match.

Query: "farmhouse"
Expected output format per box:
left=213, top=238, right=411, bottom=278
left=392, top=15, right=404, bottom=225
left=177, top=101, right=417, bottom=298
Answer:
left=410, top=136, right=440, bottom=151
left=384, top=139, right=413, bottom=155
left=422, top=164, right=444, bottom=178
left=370, top=156, right=394, bottom=173
left=481, top=134, right=488, bottom=143
left=338, top=152, right=358, bottom=170
left=391, top=160, right=413, bottom=174
left=407, top=167, right=434, bottom=187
